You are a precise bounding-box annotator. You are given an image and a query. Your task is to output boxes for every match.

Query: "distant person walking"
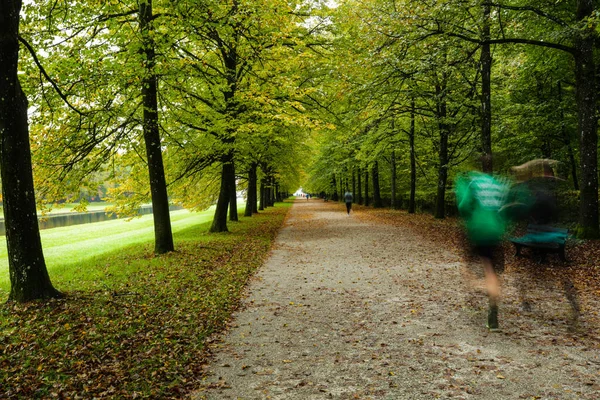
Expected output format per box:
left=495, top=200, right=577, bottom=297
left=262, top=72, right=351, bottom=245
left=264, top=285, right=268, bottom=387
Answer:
left=344, top=191, right=353, bottom=215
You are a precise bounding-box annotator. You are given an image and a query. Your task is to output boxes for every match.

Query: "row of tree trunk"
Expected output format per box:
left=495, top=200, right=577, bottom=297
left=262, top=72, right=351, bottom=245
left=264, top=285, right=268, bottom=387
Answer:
left=331, top=162, right=386, bottom=209
left=333, top=101, right=418, bottom=213
left=2, top=0, right=283, bottom=301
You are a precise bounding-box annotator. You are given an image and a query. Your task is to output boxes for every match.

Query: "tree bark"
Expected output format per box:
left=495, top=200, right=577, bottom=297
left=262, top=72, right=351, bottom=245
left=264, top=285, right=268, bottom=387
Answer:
left=357, top=167, right=363, bottom=205
left=210, top=4, right=239, bottom=231
left=478, top=1, right=598, bottom=236
left=1, top=0, right=61, bottom=301
left=372, top=161, right=383, bottom=208
left=263, top=180, right=269, bottom=208
left=271, top=178, right=276, bottom=205
left=480, top=1, right=493, bottom=173
left=139, top=0, right=174, bottom=253
left=263, top=177, right=270, bottom=207
left=332, top=175, right=339, bottom=201
left=435, top=83, right=449, bottom=219
left=245, top=163, right=257, bottom=216
left=391, top=150, right=397, bottom=209
left=352, top=167, right=356, bottom=203
left=409, top=99, right=417, bottom=214
left=259, top=178, right=265, bottom=211
left=210, top=157, right=234, bottom=232
left=252, top=172, right=259, bottom=213
left=558, top=82, right=579, bottom=191
left=228, top=159, right=238, bottom=221
left=575, top=0, right=599, bottom=238
left=566, top=140, right=579, bottom=191
left=267, top=176, right=274, bottom=206
left=364, top=167, right=370, bottom=207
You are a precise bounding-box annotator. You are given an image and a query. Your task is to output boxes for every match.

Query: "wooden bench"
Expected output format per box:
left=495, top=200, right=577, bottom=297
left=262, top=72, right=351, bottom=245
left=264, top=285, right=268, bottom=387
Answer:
left=510, top=224, right=568, bottom=262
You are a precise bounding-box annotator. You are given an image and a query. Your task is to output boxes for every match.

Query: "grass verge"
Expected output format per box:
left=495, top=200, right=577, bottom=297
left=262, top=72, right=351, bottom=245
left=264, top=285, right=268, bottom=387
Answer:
left=0, top=207, right=229, bottom=297
left=0, top=202, right=291, bottom=398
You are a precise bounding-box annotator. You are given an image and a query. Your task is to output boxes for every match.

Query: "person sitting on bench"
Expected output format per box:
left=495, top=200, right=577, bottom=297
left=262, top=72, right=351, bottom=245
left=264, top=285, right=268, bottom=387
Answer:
left=502, top=158, right=560, bottom=225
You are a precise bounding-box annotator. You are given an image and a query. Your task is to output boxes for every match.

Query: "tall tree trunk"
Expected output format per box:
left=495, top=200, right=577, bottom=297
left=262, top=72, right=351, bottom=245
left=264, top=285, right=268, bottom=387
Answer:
left=267, top=177, right=273, bottom=206
left=228, top=160, right=238, bottom=221
left=263, top=180, right=270, bottom=208
left=480, top=1, right=493, bottom=173
left=245, top=163, right=257, bottom=216
left=372, top=161, right=383, bottom=208
left=252, top=173, right=259, bottom=213
left=332, top=175, right=338, bottom=201
left=352, top=168, right=356, bottom=203
left=345, top=173, right=349, bottom=193
left=267, top=177, right=274, bottom=206
left=435, top=83, right=449, bottom=219
left=435, top=137, right=449, bottom=219
left=558, top=81, right=579, bottom=190
left=566, top=140, right=579, bottom=191
left=357, top=167, right=363, bottom=205
left=409, top=99, right=417, bottom=214
left=575, top=0, right=599, bottom=238
left=364, top=167, right=370, bottom=207
left=391, top=150, right=397, bottom=209
left=1, top=0, right=61, bottom=301
left=210, top=157, right=233, bottom=232
left=140, top=0, right=174, bottom=253
left=271, top=178, right=276, bottom=205
left=259, top=178, right=265, bottom=211
left=211, top=3, right=239, bottom=231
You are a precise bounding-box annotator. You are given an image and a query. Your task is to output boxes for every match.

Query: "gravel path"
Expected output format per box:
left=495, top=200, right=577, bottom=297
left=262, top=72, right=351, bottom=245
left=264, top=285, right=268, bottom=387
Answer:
left=192, top=200, right=600, bottom=399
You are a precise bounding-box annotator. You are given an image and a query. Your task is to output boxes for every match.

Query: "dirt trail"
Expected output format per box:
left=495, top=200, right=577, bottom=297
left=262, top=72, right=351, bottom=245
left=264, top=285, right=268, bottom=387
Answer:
left=192, top=200, right=600, bottom=399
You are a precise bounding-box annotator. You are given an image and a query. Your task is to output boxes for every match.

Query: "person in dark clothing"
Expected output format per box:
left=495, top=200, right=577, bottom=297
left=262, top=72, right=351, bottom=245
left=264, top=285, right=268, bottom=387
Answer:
left=344, top=191, right=353, bottom=215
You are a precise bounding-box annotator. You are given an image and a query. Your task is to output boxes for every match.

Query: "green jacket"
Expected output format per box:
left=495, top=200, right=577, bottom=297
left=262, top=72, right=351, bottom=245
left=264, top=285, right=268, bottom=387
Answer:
left=455, top=172, right=508, bottom=246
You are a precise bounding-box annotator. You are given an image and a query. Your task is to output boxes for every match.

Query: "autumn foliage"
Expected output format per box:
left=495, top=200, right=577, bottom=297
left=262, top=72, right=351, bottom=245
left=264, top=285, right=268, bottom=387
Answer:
left=0, top=205, right=289, bottom=398
left=356, top=206, right=600, bottom=331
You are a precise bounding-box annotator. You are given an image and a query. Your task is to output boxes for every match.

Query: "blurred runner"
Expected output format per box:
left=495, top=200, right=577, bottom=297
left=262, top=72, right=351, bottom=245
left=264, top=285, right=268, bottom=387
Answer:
left=506, top=159, right=560, bottom=224
left=456, top=170, right=509, bottom=331
left=505, top=159, right=579, bottom=323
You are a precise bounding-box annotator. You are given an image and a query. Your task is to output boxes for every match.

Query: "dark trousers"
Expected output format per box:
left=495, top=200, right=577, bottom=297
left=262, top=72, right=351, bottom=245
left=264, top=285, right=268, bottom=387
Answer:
left=345, top=202, right=352, bottom=214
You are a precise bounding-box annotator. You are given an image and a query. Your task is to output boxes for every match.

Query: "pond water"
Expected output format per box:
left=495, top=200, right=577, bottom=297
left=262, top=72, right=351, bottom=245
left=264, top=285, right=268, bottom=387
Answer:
left=0, top=205, right=156, bottom=236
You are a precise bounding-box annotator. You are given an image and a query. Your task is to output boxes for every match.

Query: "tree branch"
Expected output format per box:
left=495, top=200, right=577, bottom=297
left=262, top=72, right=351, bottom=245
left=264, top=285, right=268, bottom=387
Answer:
left=486, top=2, right=569, bottom=28
left=18, top=36, right=87, bottom=116
left=484, top=37, right=576, bottom=55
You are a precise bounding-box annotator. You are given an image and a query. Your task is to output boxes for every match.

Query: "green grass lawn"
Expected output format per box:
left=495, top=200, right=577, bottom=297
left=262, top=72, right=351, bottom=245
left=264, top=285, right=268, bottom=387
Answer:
left=0, top=205, right=225, bottom=298
left=0, top=201, right=291, bottom=398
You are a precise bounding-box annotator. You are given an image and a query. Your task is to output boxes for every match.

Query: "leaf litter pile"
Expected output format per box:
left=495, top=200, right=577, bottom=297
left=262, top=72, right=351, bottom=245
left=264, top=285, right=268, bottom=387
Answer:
left=356, top=206, right=600, bottom=334
left=0, top=205, right=289, bottom=399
